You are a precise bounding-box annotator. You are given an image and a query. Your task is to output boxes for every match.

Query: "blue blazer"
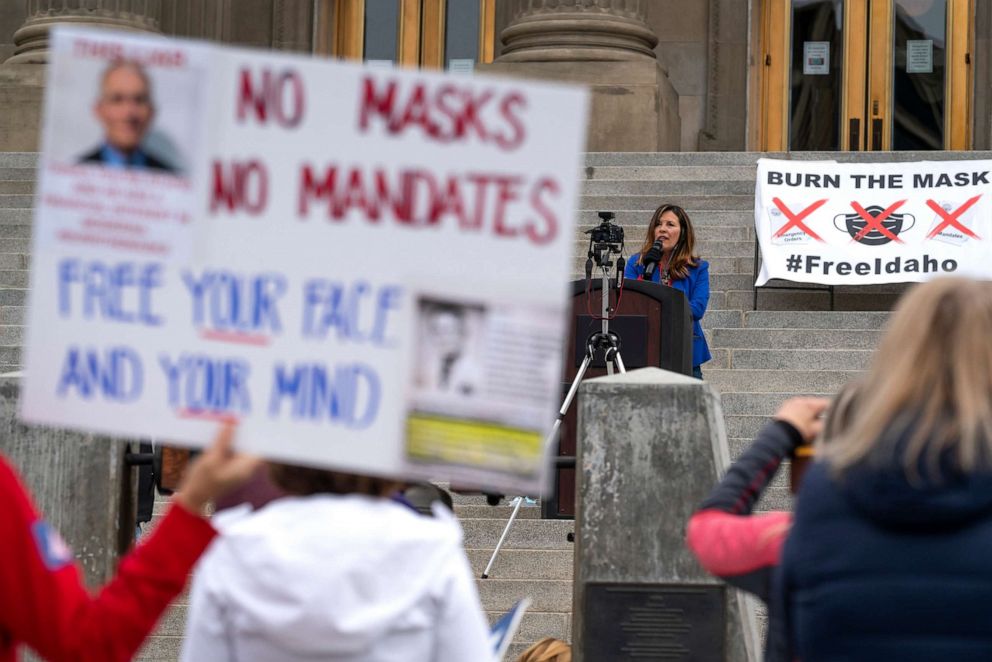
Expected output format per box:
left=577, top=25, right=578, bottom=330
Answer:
left=624, top=254, right=712, bottom=368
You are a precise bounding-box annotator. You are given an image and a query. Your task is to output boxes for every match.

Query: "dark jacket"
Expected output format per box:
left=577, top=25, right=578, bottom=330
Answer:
left=624, top=255, right=712, bottom=368
left=79, top=145, right=176, bottom=173
left=782, top=452, right=992, bottom=661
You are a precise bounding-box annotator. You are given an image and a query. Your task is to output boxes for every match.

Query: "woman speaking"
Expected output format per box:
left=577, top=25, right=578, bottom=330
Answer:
left=624, top=203, right=711, bottom=378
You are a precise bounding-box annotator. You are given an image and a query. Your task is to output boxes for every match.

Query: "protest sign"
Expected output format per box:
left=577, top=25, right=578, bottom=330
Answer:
left=20, top=27, right=588, bottom=494
left=755, top=158, right=992, bottom=286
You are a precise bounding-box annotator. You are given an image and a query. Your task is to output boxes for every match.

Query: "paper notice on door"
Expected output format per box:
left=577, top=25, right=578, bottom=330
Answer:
left=803, top=41, right=830, bottom=75
left=907, top=39, right=933, bottom=74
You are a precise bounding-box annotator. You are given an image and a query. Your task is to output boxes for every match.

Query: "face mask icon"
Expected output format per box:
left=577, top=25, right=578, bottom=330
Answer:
left=834, top=206, right=915, bottom=245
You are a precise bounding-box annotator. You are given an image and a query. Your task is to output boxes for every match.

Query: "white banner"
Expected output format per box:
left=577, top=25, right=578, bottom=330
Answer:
left=755, top=158, right=992, bottom=286
left=20, top=27, right=589, bottom=494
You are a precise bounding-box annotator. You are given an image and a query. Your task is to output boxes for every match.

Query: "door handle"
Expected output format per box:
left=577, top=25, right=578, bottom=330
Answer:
left=872, top=118, right=883, bottom=150
left=849, top=118, right=861, bottom=150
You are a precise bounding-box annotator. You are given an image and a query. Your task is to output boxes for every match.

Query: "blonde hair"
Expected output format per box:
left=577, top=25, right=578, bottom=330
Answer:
left=823, top=278, right=992, bottom=476
left=516, top=638, right=572, bottom=662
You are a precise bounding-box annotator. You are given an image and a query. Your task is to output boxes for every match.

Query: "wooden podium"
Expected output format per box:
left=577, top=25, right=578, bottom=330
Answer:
left=544, top=278, right=693, bottom=518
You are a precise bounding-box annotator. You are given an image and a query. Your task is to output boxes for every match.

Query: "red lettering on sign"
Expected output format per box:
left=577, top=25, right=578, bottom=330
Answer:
left=357, top=76, right=527, bottom=150
left=211, top=160, right=269, bottom=215
left=237, top=67, right=306, bottom=128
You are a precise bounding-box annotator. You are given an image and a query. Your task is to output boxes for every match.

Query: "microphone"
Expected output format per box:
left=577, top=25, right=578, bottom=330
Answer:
left=642, top=240, right=663, bottom=280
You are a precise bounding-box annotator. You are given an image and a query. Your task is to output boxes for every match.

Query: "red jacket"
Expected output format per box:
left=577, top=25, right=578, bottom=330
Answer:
left=0, top=453, right=216, bottom=662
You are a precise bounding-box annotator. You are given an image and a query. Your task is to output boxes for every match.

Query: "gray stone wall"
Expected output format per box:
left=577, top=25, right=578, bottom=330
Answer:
left=0, top=0, right=26, bottom=62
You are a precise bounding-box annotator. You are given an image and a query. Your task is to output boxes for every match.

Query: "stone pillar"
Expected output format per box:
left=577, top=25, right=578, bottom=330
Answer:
left=572, top=368, right=760, bottom=661
left=0, top=378, right=135, bottom=587
left=477, top=0, right=680, bottom=151
left=498, top=0, right=658, bottom=62
left=7, top=1, right=161, bottom=65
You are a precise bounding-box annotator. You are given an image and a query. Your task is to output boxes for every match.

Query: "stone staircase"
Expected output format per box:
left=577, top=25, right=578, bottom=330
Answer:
left=3, top=150, right=987, bottom=658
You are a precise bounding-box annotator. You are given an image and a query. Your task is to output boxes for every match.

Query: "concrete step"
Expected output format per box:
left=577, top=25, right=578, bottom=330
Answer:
left=0, top=181, right=33, bottom=194
left=720, top=391, right=839, bottom=416
left=703, top=309, right=743, bottom=329
left=576, top=221, right=754, bottom=242
left=0, top=224, right=30, bottom=237
left=0, top=209, right=31, bottom=223
left=0, top=167, right=38, bottom=180
left=0, top=238, right=30, bottom=252
left=0, top=325, right=23, bottom=345
left=710, top=327, right=881, bottom=350
left=743, top=310, right=890, bottom=329
left=467, top=548, right=573, bottom=580
left=728, top=288, right=905, bottom=311
left=585, top=165, right=758, bottom=181
left=572, top=239, right=755, bottom=260
left=705, top=368, right=862, bottom=393
left=0, top=346, right=21, bottom=367
left=582, top=179, right=754, bottom=196
left=0, top=194, right=33, bottom=208
left=0, top=289, right=26, bottom=305
left=583, top=150, right=992, bottom=167
left=456, top=503, right=542, bottom=519
left=585, top=152, right=767, bottom=166
left=581, top=194, right=753, bottom=211
left=0, top=254, right=27, bottom=269
left=461, top=518, right=573, bottom=551
left=720, top=348, right=873, bottom=371
left=0, top=153, right=39, bottom=168
left=477, top=578, right=572, bottom=613
left=0, top=270, right=28, bottom=288
left=0, top=306, right=24, bottom=324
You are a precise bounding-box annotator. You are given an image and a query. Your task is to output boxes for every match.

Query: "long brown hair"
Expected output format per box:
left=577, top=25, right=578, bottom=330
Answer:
left=637, top=204, right=699, bottom=280
left=268, top=463, right=403, bottom=498
left=823, top=278, right=992, bottom=477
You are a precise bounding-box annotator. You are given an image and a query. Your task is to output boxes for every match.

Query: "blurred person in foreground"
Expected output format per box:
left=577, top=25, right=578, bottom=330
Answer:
left=624, top=204, right=711, bottom=378
left=782, top=277, right=992, bottom=661
left=686, top=395, right=833, bottom=660
left=180, top=462, right=492, bottom=661
left=0, top=425, right=259, bottom=662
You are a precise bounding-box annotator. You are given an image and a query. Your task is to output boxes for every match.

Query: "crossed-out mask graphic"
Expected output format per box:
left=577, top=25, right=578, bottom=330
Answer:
left=834, top=205, right=915, bottom=246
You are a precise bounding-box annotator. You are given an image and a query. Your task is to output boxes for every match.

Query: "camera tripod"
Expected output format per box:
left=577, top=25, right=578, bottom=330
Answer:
left=482, top=233, right=627, bottom=579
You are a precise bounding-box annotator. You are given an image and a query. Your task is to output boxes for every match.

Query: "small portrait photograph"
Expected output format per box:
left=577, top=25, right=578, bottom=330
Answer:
left=45, top=50, right=202, bottom=177
left=414, top=298, right=486, bottom=398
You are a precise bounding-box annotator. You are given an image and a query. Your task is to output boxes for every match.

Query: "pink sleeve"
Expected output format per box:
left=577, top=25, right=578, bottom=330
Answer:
left=686, top=508, right=791, bottom=577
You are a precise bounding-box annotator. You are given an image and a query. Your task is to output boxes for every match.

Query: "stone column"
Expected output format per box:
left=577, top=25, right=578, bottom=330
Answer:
left=498, top=0, right=658, bottom=62
left=7, top=0, right=162, bottom=65
left=478, top=0, right=680, bottom=151
left=573, top=368, right=760, bottom=661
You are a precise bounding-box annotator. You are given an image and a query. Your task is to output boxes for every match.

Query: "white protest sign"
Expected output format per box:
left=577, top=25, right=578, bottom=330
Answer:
left=21, top=27, right=588, bottom=494
left=755, top=158, right=992, bottom=286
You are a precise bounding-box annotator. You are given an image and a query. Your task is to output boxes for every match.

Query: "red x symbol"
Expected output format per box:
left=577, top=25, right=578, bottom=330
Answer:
left=772, top=197, right=828, bottom=242
left=850, top=200, right=906, bottom=244
left=926, top=195, right=982, bottom=240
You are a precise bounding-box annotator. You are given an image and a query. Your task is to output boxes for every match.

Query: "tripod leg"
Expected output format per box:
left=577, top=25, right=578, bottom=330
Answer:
left=613, top=351, right=627, bottom=374
left=481, top=496, right=524, bottom=579
left=482, top=351, right=596, bottom=579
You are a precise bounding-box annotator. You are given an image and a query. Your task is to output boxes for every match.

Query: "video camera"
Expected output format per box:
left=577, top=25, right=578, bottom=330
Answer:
left=586, top=211, right=624, bottom=246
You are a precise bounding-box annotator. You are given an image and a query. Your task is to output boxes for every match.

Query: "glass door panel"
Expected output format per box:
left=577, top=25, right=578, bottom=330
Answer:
left=363, top=0, right=400, bottom=64
left=760, top=0, right=972, bottom=151
left=790, top=0, right=845, bottom=150
left=891, top=0, right=947, bottom=149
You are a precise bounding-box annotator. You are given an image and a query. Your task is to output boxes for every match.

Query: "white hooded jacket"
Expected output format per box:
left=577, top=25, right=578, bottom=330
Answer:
left=180, top=494, right=493, bottom=662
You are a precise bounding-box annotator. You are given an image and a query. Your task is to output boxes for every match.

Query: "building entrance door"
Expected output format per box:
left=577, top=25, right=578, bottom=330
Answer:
left=760, top=0, right=973, bottom=151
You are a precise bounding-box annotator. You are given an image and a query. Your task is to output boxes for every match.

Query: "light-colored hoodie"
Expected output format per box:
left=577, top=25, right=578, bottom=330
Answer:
left=180, top=494, right=493, bottom=662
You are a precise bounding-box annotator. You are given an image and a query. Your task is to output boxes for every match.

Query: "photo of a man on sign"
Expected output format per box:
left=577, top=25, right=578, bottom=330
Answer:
left=78, top=60, right=180, bottom=173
